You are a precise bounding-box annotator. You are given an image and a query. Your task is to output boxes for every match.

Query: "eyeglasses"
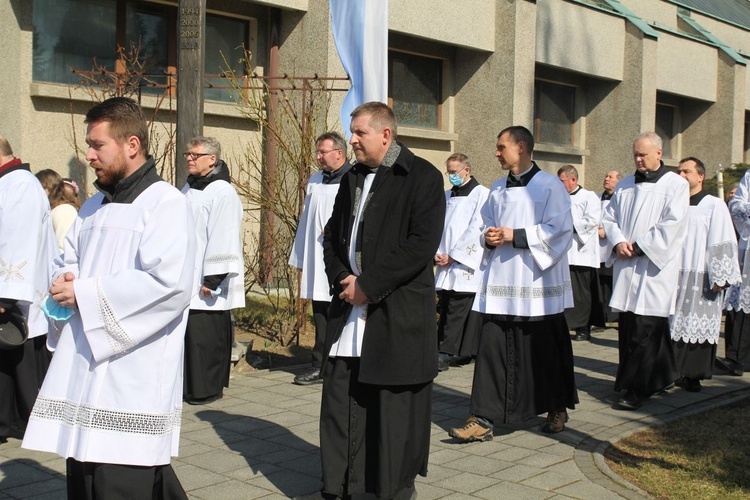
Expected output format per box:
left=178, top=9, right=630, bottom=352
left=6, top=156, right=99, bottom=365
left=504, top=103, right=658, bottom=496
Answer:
left=445, top=166, right=467, bottom=176
left=183, top=152, right=212, bottom=160
left=316, top=149, right=341, bottom=156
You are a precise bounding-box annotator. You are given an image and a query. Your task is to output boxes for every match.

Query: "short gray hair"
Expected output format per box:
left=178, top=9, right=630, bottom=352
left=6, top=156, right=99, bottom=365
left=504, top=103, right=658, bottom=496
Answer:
left=557, top=165, right=578, bottom=178
left=634, top=132, right=663, bottom=150
left=187, top=136, right=221, bottom=162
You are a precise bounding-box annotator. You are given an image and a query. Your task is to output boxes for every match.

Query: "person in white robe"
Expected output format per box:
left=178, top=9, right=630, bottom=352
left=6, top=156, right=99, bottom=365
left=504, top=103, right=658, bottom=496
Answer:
left=558, top=165, right=603, bottom=341
left=434, top=153, right=489, bottom=371
left=601, top=132, right=689, bottom=411
left=289, top=132, right=351, bottom=385
left=449, top=126, right=578, bottom=442
left=181, top=136, right=245, bottom=405
left=22, top=97, right=195, bottom=499
left=671, top=157, right=740, bottom=392
left=0, top=136, right=56, bottom=443
left=598, top=170, right=621, bottom=324
left=722, top=171, right=750, bottom=376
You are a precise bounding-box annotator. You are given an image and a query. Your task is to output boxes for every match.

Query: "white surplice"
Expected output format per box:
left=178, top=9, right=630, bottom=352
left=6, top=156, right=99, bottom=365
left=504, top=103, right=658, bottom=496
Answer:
left=472, top=168, right=573, bottom=316
left=726, top=170, right=750, bottom=313
left=567, top=187, right=601, bottom=268
left=671, top=194, right=740, bottom=344
left=23, top=182, right=196, bottom=466
left=436, top=184, right=490, bottom=293
left=289, top=171, right=340, bottom=301
left=0, top=169, right=57, bottom=338
left=601, top=172, right=689, bottom=317
left=183, top=179, right=245, bottom=311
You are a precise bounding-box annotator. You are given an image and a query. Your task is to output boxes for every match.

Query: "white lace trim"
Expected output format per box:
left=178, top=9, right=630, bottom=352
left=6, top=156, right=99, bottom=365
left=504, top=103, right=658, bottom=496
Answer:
left=96, top=277, right=136, bottom=353
left=205, top=254, right=240, bottom=264
left=725, top=243, right=750, bottom=313
left=30, top=396, right=181, bottom=436
left=707, top=241, right=741, bottom=287
left=480, top=280, right=572, bottom=299
left=671, top=270, right=723, bottom=343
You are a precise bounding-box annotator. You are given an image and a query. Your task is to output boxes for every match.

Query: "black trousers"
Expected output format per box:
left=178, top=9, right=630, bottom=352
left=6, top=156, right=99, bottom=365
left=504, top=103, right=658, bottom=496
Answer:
left=723, top=309, right=750, bottom=366
left=311, top=300, right=330, bottom=368
left=320, top=357, right=431, bottom=499
left=598, top=265, right=618, bottom=323
left=66, top=459, right=187, bottom=500
left=673, top=340, right=716, bottom=380
left=437, top=290, right=480, bottom=357
left=565, top=266, right=605, bottom=330
left=0, top=336, right=50, bottom=437
left=183, top=309, right=232, bottom=402
left=615, top=312, right=678, bottom=394
left=470, top=314, right=578, bottom=424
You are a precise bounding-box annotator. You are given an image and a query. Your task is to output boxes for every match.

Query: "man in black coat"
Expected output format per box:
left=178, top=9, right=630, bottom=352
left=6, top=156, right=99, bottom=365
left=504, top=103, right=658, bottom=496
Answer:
left=304, top=102, right=444, bottom=500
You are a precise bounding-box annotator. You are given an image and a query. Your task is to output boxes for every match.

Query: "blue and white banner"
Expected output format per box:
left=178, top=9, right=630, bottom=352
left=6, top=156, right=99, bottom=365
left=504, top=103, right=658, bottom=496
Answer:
left=329, top=0, right=388, bottom=137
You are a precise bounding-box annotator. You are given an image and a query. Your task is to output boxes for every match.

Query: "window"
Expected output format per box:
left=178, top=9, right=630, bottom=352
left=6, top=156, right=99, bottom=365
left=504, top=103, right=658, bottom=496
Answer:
left=656, top=103, right=678, bottom=159
left=534, top=80, right=576, bottom=146
left=32, top=0, right=249, bottom=102
left=389, top=52, right=442, bottom=129
left=204, top=15, right=249, bottom=103
left=32, top=0, right=117, bottom=86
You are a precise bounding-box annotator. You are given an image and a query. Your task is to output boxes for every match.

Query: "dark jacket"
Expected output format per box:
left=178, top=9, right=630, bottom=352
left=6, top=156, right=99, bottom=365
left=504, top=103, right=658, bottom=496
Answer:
left=322, top=143, right=445, bottom=385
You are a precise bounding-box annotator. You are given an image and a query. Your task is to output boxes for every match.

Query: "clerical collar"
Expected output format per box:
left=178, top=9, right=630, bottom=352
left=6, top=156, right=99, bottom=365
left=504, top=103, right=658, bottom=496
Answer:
left=96, top=156, right=163, bottom=204
left=634, top=162, right=669, bottom=184
left=569, top=186, right=582, bottom=196
left=322, top=161, right=352, bottom=185
left=187, top=159, right=231, bottom=191
left=506, top=163, right=540, bottom=188
left=690, top=190, right=709, bottom=206
left=451, top=176, right=480, bottom=197
left=601, top=190, right=614, bottom=201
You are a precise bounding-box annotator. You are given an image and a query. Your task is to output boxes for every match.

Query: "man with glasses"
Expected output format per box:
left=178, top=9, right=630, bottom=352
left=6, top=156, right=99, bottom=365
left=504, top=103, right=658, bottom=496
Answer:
left=289, top=132, right=351, bottom=385
left=434, top=153, right=488, bottom=371
left=181, top=136, right=245, bottom=404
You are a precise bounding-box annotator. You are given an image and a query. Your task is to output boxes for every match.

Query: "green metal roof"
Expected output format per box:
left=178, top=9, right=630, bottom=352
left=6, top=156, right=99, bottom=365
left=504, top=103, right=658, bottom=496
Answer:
left=668, top=0, right=750, bottom=31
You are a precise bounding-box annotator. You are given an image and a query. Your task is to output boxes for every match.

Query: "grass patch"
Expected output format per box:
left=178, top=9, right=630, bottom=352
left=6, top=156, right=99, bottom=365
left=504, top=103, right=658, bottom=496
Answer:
left=605, top=397, right=750, bottom=499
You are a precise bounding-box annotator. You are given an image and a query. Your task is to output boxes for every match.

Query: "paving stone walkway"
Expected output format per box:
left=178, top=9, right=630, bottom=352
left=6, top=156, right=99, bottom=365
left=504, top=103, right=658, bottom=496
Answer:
left=1, top=327, right=748, bottom=499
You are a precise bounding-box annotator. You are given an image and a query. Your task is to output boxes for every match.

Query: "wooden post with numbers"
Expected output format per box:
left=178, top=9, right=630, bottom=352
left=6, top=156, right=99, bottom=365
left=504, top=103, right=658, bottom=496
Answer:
left=175, top=0, right=206, bottom=187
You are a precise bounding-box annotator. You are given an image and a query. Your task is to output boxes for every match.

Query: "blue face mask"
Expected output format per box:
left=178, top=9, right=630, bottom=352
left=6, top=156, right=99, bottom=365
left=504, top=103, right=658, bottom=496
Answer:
left=449, top=173, right=464, bottom=187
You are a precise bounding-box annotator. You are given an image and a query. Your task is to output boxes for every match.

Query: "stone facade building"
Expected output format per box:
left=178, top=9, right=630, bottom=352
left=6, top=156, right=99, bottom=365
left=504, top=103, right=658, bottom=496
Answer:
left=3, top=0, right=750, bottom=191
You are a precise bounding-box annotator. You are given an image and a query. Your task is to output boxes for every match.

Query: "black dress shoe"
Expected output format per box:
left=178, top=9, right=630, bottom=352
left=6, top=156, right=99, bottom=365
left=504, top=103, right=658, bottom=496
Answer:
left=684, top=378, right=702, bottom=392
left=453, top=355, right=473, bottom=366
left=184, top=392, right=223, bottom=405
left=573, top=328, right=591, bottom=341
left=294, top=368, right=323, bottom=385
left=715, top=357, right=744, bottom=376
left=437, top=354, right=450, bottom=372
left=615, top=390, right=643, bottom=410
